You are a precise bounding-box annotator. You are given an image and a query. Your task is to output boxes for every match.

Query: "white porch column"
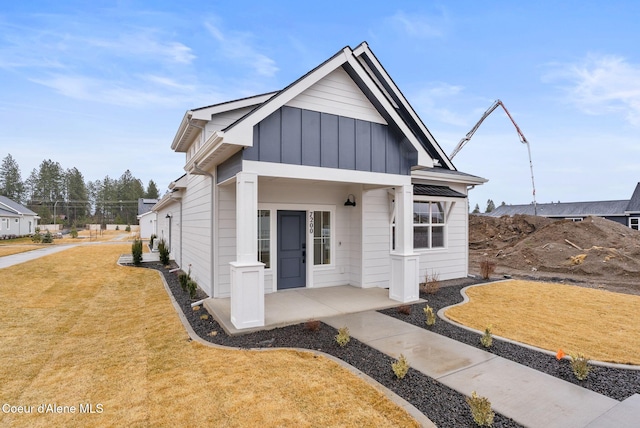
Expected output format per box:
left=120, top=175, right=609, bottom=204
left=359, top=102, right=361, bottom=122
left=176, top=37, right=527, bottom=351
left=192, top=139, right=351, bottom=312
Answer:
left=390, top=184, right=420, bottom=303
left=230, top=171, right=265, bottom=329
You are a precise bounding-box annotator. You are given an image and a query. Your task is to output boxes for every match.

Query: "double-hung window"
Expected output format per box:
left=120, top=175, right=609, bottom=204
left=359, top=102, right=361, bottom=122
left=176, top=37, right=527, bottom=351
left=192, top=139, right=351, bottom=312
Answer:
left=630, top=217, right=639, bottom=231
left=413, top=201, right=445, bottom=249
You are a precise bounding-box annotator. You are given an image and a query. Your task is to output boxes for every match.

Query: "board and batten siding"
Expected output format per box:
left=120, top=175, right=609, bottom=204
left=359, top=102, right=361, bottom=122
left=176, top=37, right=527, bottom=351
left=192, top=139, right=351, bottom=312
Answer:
left=180, top=174, right=214, bottom=296
left=245, top=106, right=417, bottom=175
left=286, top=67, right=387, bottom=124
left=361, top=189, right=391, bottom=288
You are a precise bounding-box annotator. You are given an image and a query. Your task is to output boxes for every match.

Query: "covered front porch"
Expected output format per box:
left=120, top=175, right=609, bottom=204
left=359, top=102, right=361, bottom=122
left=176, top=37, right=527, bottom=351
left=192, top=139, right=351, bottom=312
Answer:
left=204, top=284, right=424, bottom=336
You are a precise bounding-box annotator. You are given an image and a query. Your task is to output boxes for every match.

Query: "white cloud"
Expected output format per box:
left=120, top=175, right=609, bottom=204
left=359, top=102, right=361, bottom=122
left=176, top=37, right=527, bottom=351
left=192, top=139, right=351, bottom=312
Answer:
left=545, top=54, right=640, bottom=126
left=410, top=82, right=467, bottom=126
left=387, top=10, right=445, bottom=39
left=204, top=21, right=278, bottom=77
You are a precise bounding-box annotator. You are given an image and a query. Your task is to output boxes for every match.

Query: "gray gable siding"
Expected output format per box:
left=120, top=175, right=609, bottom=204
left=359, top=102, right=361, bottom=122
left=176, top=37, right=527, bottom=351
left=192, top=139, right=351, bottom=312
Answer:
left=244, top=106, right=417, bottom=175
left=217, top=150, right=243, bottom=183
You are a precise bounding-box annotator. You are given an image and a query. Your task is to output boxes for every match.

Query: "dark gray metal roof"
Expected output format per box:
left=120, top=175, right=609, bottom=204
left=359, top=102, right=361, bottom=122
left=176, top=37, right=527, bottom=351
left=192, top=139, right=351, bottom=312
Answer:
left=626, top=183, right=640, bottom=213
left=413, top=184, right=466, bottom=198
left=0, top=196, right=37, bottom=216
left=487, top=200, right=630, bottom=217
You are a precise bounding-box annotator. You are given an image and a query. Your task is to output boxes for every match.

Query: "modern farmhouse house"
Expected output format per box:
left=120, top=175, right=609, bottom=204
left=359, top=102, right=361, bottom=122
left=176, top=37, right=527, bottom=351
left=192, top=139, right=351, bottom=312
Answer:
left=155, top=42, right=486, bottom=329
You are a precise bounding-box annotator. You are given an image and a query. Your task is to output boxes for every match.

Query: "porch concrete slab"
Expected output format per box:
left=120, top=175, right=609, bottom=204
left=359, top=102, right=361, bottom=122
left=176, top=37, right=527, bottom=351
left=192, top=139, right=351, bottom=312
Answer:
left=585, top=394, right=640, bottom=428
left=204, top=285, right=410, bottom=336
left=322, top=312, right=497, bottom=378
left=440, top=356, right=618, bottom=428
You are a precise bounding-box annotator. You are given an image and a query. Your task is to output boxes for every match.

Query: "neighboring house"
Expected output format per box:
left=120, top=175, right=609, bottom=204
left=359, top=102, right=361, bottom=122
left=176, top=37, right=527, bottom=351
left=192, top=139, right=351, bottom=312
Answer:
left=159, top=42, right=486, bottom=329
left=0, top=196, right=39, bottom=238
left=138, top=198, right=158, bottom=217
left=137, top=211, right=157, bottom=239
left=487, top=182, right=640, bottom=230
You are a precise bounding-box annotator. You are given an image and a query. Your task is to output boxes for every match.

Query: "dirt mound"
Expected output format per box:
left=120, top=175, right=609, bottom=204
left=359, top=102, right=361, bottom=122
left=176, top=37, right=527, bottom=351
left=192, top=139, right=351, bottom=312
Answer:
left=469, top=214, right=554, bottom=250
left=469, top=215, right=640, bottom=291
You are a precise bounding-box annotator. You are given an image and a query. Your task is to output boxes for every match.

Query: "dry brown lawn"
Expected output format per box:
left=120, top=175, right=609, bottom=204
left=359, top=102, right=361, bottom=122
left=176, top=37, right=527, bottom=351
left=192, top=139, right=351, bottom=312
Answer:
left=445, top=280, right=640, bottom=365
left=0, top=244, right=419, bottom=427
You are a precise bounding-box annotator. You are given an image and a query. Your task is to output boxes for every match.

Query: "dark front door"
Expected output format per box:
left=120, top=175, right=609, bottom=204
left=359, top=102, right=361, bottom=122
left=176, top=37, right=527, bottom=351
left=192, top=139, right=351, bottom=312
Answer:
left=277, top=210, right=306, bottom=289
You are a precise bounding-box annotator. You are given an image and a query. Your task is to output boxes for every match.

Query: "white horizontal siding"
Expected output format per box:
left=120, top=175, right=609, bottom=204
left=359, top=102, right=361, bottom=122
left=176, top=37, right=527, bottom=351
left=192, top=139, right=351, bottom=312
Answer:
left=286, top=68, right=387, bottom=124
left=418, top=198, right=468, bottom=281
left=216, top=184, right=236, bottom=297
left=180, top=174, right=213, bottom=296
left=361, top=189, right=391, bottom=288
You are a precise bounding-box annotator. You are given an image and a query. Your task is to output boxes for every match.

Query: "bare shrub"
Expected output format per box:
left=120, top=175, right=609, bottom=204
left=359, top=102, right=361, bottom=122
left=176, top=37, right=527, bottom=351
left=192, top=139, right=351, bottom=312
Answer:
left=420, top=271, right=440, bottom=294
left=480, top=259, right=496, bottom=279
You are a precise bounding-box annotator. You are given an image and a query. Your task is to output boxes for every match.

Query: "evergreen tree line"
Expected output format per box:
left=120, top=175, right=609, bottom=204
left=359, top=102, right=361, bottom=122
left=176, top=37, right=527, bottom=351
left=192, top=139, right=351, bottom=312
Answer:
left=0, top=154, right=160, bottom=227
left=471, top=199, right=506, bottom=214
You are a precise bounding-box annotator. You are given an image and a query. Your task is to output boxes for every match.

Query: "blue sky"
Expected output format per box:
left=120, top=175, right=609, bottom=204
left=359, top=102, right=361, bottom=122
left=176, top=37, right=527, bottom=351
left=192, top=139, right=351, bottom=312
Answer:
left=2, top=1, right=640, bottom=210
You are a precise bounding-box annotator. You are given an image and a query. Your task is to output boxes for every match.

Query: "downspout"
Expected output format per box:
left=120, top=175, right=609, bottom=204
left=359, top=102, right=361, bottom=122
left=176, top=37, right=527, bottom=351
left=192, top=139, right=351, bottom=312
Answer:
left=193, top=162, right=215, bottom=296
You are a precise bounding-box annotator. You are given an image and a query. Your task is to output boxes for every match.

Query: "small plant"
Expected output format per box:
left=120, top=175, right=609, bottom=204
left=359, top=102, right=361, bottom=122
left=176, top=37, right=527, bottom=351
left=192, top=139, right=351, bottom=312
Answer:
left=421, top=271, right=440, bottom=294
left=186, top=278, right=198, bottom=299
left=42, top=230, right=53, bottom=244
left=178, top=272, right=189, bottom=292
left=125, top=224, right=131, bottom=232
left=480, top=326, right=493, bottom=348
left=158, top=238, right=170, bottom=265
left=335, top=326, right=350, bottom=347
left=31, top=229, right=42, bottom=243
left=424, top=305, right=436, bottom=326
left=200, top=314, right=209, bottom=320
left=116, top=225, right=119, bottom=231
left=132, top=238, right=143, bottom=266
left=305, top=320, right=321, bottom=332
left=70, top=226, right=78, bottom=238
left=397, top=305, right=412, bottom=315
left=570, top=353, right=592, bottom=381
left=466, top=391, right=495, bottom=427
left=392, top=354, right=410, bottom=379
left=480, top=259, right=496, bottom=279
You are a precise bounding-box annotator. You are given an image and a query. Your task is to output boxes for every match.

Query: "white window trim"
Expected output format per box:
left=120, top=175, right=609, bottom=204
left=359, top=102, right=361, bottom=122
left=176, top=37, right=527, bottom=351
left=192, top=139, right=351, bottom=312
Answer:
left=630, top=217, right=640, bottom=230
left=412, top=197, right=448, bottom=252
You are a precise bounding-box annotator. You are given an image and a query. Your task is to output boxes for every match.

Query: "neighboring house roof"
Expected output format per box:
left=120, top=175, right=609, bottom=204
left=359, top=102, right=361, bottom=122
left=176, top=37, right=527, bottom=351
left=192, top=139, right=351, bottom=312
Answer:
left=174, top=42, right=459, bottom=174
left=138, top=198, right=158, bottom=215
left=488, top=200, right=630, bottom=217
left=625, top=183, right=640, bottom=213
left=414, top=184, right=466, bottom=198
left=0, top=196, right=37, bottom=216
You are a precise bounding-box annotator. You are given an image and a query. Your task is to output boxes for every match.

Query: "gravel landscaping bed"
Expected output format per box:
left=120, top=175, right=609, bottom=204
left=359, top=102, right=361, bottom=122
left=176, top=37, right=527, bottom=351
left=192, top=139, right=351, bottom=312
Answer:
left=380, top=281, right=640, bottom=402
left=139, top=262, right=639, bottom=426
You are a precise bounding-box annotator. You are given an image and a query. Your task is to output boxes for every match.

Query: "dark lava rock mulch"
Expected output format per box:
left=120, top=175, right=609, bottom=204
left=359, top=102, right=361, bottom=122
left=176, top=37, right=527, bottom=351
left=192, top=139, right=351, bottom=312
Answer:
left=136, top=262, right=522, bottom=428
left=380, top=281, right=640, bottom=402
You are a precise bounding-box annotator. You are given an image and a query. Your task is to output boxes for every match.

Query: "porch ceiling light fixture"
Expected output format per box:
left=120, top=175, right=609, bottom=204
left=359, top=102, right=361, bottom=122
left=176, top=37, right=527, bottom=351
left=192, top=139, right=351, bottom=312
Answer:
left=344, top=194, right=356, bottom=207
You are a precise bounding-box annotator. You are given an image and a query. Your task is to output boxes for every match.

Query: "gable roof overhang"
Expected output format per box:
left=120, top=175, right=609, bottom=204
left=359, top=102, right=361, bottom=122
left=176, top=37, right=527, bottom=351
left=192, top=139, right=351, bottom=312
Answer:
left=625, top=182, right=640, bottom=214
left=0, top=196, right=37, bottom=216
left=171, top=92, right=277, bottom=153
left=186, top=43, right=448, bottom=173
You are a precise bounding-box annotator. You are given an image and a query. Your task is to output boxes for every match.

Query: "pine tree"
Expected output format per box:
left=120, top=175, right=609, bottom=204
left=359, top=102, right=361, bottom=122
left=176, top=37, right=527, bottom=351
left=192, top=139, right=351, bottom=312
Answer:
left=0, top=154, right=25, bottom=202
left=485, top=199, right=496, bottom=213
left=145, top=180, right=160, bottom=199
left=472, top=203, right=480, bottom=214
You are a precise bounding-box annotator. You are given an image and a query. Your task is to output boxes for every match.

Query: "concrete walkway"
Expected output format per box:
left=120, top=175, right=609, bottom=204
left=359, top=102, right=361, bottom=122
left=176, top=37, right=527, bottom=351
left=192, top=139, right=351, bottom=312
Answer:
left=0, top=245, right=79, bottom=269
left=322, top=311, right=640, bottom=428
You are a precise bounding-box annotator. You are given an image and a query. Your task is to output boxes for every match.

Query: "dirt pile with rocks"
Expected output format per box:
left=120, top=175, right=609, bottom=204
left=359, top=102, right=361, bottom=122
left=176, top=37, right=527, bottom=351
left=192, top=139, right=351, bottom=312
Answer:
left=469, top=214, right=640, bottom=292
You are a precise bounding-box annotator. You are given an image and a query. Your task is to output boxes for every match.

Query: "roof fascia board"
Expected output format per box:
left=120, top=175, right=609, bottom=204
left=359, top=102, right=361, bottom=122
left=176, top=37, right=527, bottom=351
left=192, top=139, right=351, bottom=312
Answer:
left=354, top=43, right=456, bottom=170
left=190, top=92, right=277, bottom=120
left=412, top=168, right=488, bottom=185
